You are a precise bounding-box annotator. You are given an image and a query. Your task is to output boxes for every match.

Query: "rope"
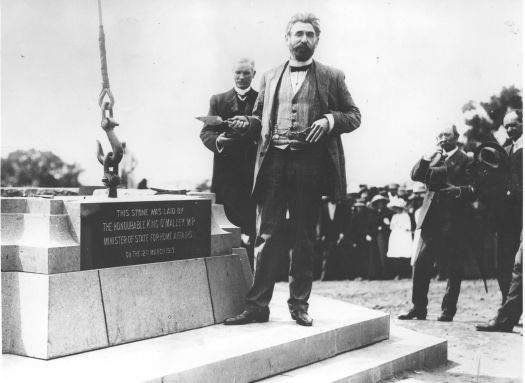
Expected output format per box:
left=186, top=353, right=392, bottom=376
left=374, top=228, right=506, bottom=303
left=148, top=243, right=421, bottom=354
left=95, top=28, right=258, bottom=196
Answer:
left=97, top=0, right=114, bottom=108
left=97, top=0, right=103, bottom=26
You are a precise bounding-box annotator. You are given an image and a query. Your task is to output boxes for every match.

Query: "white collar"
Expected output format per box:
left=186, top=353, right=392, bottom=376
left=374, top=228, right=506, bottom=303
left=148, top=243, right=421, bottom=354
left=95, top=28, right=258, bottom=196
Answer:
left=445, top=146, right=459, bottom=157
left=289, top=57, right=313, bottom=67
left=234, top=86, right=252, bottom=96
left=513, top=136, right=523, bottom=151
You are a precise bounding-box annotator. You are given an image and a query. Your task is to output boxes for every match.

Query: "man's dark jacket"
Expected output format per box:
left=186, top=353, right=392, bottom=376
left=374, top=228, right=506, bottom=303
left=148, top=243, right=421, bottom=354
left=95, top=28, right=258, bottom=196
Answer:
left=411, top=149, right=472, bottom=232
left=502, top=142, right=523, bottom=231
left=200, top=88, right=258, bottom=233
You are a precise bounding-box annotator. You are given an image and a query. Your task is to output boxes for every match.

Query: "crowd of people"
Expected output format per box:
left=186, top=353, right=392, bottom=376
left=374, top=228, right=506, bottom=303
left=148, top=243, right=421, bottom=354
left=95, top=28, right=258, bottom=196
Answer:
left=315, top=182, right=426, bottom=281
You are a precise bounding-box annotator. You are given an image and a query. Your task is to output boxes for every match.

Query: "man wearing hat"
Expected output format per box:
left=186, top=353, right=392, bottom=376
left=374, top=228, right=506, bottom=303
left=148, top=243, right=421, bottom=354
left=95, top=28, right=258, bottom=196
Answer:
left=387, top=183, right=400, bottom=200
left=347, top=198, right=375, bottom=279
left=399, top=124, right=472, bottom=322
left=318, top=197, right=347, bottom=280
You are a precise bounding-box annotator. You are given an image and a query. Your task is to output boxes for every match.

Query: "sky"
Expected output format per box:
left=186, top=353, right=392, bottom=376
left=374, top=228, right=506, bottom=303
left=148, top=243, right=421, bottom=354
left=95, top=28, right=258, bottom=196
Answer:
left=1, top=0, right=522, bottom=192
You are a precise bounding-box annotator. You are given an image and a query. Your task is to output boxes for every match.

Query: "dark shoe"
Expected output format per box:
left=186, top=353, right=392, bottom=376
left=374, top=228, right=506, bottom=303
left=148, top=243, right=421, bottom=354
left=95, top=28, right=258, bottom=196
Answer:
left=437, top=313, right=454, bottom=322
left=398, top=308, right=427, bottom=320
left=475, top=319, right=514, bottom=333
left=223, top=309, right=269, bottom=325
left=291, top=310, right=313, bottom=326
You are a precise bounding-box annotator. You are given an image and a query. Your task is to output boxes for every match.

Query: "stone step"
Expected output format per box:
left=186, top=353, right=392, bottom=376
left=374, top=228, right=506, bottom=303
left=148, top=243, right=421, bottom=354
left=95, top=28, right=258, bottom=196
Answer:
left=1, top=197, right=65, bottom=214
left=1, top=213, right=77, bottom=246
left=1, top=290, right=390, bottom=382
left=261, top=326, right=447, bottom=383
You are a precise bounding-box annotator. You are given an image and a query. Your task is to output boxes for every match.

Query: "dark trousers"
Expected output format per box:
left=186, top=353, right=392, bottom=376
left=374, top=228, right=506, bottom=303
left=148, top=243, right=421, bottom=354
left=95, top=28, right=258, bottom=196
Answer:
left=246, top=145, right=324, bottom=313
left=497, top=228, right=522, bottom=304
left=495, top=238, right=522, bottom=327
left=412, top=225, right=464, bottom=316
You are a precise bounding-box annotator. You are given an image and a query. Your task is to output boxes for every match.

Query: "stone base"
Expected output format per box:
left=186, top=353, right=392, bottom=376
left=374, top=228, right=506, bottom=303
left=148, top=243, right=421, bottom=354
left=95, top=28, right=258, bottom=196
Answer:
left=2, top=194, right=238, bottom=273
left=2, top=290, right=397, bottom=382
left=2, top=254, right=252, bottom=359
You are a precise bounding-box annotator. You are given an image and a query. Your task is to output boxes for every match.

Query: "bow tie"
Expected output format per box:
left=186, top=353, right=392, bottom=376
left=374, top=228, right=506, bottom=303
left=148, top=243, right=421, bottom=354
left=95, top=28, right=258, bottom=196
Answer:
left=290, top=64, right=311, bottom=72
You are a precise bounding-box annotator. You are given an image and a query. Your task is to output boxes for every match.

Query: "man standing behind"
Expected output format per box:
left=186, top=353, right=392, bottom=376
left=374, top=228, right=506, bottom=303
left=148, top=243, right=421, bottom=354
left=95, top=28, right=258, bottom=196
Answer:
left=200, top=58, right=258, bottom=268
left=399, top=124, right=471, bottom=322
left=224, top=13, right=361, bottom=326
left=495, top=109, right=523, bottom=304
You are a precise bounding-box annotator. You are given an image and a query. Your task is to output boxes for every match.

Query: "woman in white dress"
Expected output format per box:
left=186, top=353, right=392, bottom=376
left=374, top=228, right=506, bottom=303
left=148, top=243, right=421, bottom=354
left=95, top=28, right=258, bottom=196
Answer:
left=386, top=197, right=413, bottom=278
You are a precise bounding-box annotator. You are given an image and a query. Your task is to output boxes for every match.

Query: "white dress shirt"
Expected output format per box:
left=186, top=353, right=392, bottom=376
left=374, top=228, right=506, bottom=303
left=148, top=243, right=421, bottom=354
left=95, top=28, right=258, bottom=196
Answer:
left=513, top=136, right=523, bottom=152
left=234, top=86, right=252, bottom=101
left=444, top=146, right=458, bottom=159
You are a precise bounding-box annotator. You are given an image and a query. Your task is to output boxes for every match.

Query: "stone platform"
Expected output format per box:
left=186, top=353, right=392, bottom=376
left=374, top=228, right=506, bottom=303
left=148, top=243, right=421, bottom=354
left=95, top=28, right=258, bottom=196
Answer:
left=2, top=289, right=446, bottom=383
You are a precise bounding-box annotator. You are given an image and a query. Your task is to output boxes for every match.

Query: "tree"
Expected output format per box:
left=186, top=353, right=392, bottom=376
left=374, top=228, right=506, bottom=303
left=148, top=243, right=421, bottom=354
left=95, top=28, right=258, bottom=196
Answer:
left=462, top=86, right=522, bottom=151
left=1, top=149, right=83, bottom=187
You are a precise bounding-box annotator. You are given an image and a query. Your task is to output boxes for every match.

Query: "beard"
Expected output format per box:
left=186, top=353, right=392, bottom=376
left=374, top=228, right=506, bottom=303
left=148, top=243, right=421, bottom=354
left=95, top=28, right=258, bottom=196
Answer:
left=290, top=43, right=315, bottom=62
left=440, top=141, right=456, bottom=152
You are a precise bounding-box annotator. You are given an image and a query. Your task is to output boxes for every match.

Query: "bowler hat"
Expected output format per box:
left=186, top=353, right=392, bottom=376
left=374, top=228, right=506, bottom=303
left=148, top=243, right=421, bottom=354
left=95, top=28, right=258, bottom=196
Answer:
left=474, top=141, right=508, bottom=170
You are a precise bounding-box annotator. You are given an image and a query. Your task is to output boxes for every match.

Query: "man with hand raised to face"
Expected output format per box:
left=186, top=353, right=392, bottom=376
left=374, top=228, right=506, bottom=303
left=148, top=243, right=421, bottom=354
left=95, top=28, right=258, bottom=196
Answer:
left=398, top=124, right=472, bottom=323
left=224, top=13, right=361, bottom=327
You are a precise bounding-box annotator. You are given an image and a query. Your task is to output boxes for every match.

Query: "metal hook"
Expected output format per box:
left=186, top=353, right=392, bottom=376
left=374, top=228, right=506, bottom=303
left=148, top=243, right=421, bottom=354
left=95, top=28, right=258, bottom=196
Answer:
left=98, top=88, right=115, bottom=109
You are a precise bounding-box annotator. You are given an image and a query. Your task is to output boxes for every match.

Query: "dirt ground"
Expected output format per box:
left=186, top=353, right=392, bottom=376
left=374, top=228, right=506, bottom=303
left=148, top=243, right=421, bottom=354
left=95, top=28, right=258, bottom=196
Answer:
left=285, top=278, right=523, bottom=382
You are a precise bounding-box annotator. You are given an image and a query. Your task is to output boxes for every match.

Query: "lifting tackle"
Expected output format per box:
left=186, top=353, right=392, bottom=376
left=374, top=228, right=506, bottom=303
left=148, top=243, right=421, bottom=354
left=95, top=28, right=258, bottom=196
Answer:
left=95, top=0, right=123, bottom=198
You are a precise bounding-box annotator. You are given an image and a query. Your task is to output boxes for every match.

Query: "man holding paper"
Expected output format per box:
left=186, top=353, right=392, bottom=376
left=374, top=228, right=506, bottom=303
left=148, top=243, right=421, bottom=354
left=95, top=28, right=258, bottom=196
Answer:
left=199, top=58, right=259, bottom=268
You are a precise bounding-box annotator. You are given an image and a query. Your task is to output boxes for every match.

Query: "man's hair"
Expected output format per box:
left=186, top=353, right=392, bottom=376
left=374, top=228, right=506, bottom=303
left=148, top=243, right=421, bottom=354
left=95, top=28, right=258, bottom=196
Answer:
left=285, top=13, right=321, bottom=37
left=451, top=124, right=459, bottom=138
left=233, top=57, right=255, bottom=72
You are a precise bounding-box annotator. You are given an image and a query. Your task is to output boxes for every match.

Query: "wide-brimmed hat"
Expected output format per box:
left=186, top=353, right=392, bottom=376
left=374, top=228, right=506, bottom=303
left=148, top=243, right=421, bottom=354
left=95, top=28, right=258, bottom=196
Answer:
left=388, top=197, right=407, bottom=209
left=369, top=194, right=389, bottom=206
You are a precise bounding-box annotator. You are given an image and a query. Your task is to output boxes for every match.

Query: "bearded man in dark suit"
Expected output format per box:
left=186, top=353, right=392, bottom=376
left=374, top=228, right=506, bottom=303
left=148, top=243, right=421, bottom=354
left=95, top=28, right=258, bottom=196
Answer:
left=224, top=13, right=361, bottom=326
left=200, top=58, right=258, bottom=268
left=399, top=124, right=472, bottom=322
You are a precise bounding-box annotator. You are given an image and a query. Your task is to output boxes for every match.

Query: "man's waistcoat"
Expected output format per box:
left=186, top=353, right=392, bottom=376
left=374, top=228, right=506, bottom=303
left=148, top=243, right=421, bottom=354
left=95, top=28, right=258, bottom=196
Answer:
left=272, top=68, right=323, bottom=146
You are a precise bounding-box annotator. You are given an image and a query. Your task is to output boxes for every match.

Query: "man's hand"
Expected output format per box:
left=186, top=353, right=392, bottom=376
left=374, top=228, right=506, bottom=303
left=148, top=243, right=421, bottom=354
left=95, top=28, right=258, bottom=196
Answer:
left=216, top=132, right=237, bottom=151
left=441, top=185, right=473, bottom=199
left=306, top=117, right=330, bottom=143
left=423, top=145, right=443, bottom=161
left=227, top=116, right=249, bottom=135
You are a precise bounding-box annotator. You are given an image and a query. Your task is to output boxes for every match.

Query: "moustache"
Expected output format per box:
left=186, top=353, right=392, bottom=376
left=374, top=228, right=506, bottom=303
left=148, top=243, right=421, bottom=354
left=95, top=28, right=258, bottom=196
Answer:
left=294, top=43, right=311, bottom=49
